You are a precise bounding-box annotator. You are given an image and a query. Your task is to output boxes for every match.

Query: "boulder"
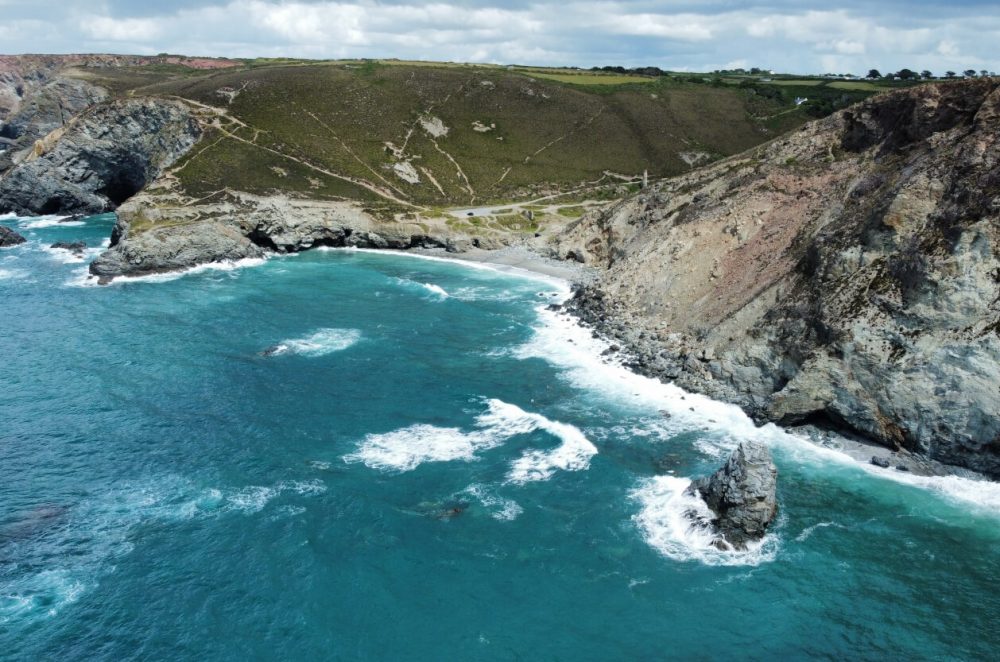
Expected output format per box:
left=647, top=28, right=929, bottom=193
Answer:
left=687, top=440, right=778, bottom=550
left=50, top=240, right=87, bottom=256
left=0, top=225, right=26, bottom=247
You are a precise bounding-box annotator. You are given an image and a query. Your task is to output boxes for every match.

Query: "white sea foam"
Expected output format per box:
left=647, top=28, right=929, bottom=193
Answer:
left=20, top=215, right=80, bottom=228
left=65, top=256, right=269, bottom=288
left=344, top=398, right=594, bottom=479
left=324, top=246, right=572, bottom=291
left=265, top=328, right=361, bottom=357
left=499, top=406, right=598, bottom=484
left=344, top=423, right=501, bottom=472
left=462, top=484, right=524, bottom=521
left=0, top=267, right=27, bottom=280
left=795, top=521, right=847, bottom=542
left=631, top=476, right=779, bottom=566
left=43, top=243, right=105, bottom=264
left=522, top=304, right=1000, bottom=516
left=0, top=475, right=326, bottom=624
left=422, top=282, right=449, bottom=298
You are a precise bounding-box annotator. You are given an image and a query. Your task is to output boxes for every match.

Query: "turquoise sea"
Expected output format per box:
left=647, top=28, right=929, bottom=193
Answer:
left=1, top=213, right=998, bottom=660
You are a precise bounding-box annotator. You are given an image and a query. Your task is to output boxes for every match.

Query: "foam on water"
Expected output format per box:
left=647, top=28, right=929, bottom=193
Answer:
left=630, top=475, right=779, bottom=567
left=20, top=215, right=80, bottom=229
left=344, top=398, right=594, bottom=479
left=42, top=243, right=106, bottom=264
left=462, top=484, right=524, bottom=521
left=66, top=257, right=269, bottom=288
left=521, top=304, right=1000, bottom=516
left=500, top=405, right=598, bottom=484
left=0, top=268, right=28, bottom=280
left=422, top=282, right=449, bottom=298
left=265, top=328, right=362, bottom=357
left=343, top=423, right=501, bottom=472
left=326, top=246, right=572, bottom=292
left=0, top=476, right=326, bottom=624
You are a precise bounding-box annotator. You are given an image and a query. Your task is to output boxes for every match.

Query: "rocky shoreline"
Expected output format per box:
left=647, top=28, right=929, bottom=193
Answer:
left=553, top=80, right=1000, bottom=479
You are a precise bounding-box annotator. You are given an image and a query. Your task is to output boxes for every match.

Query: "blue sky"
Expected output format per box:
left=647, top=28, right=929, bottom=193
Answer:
left=0, top=1, right=997, bottom=74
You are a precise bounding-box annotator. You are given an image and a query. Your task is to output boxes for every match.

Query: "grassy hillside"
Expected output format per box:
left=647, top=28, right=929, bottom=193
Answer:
left=68, top=59, right=838, bottom=216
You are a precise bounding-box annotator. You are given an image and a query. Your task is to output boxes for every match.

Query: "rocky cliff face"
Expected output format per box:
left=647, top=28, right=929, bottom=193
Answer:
left=0, top=77, right=108, bottom=173
left=87, top=188, right=481, bottom=282
left=0, top=98, right=201, bottom=216
left=557, top=80, right=1000, bottom=476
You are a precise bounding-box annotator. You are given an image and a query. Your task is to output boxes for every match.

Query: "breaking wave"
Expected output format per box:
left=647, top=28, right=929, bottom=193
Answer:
left=630, top=476, right=779, bottom=567
left=263, top=328, right=362, bottom=357
left=344, top=398, right=595, bottom=482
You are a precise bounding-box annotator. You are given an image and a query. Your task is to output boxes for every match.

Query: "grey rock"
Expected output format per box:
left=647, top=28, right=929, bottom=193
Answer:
left=0, top=224, right=26, bottom=247
left=870, top=456, right=891, bottom=469
left=687, top=441, right=778, bottom=550
left=560, top=80, right=1000, bottom=477
left=0, top=98, right=201, bottom=216
left=50, top=240, right=87, bottom=255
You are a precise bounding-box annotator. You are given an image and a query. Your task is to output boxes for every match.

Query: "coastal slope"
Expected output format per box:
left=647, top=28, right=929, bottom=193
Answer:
left=0, top=55, right=831, bottom=278
left=557, top=79, right=1000, bottom=476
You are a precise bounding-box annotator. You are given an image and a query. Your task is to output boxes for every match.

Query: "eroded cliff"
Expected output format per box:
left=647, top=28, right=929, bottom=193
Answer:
left=557, top=79, right=1000, bottom=476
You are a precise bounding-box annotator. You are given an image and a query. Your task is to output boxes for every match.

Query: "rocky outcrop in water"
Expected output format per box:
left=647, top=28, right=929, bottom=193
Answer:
left=558, top=79, right=1000, bottom=477
left=0, top=225, right=26, bottom=247
left=0, top=98, right=201, bottom=216
left=687, top=441, right=778, bottom=549
left=50, top=240, right=87, bottom=257
left=87, top=189, right=474, bottom=282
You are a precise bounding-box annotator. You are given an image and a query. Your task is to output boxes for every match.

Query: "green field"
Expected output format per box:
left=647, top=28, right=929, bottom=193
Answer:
left=72, top=60, right=814, bottom=212
left=517, top=71, right=655, bottom=86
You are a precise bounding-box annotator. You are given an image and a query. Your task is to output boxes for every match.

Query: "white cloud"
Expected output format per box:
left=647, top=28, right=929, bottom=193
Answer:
left=81, top=16, right=161, bottom=41
left=6, top=1, right=998, bottom=75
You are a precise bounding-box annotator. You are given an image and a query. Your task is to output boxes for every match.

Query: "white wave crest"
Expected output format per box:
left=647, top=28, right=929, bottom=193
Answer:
left=20, top=215, right=80, bottom=228
left=522, top=306, right=1000, bottom=517
left=265, top=328, right=361, bottom=357
left=343, top=423, right=502, bottom=472
left=43, top=243, right=104, bottom=264
left=422, top=282, right=449, bottom=298
left=462, top=484, right=524, bottom=521
left=64, top=256, right=268, bottom=288
left=500, top=405, right=598, bottom=484
left=344, top=398, right=595, bottom=480
left=631, top=476, right=779, bottom=567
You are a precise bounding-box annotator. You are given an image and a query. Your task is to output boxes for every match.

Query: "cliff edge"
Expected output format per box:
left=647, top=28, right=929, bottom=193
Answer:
left=557, top=79, right=1000, bottom=476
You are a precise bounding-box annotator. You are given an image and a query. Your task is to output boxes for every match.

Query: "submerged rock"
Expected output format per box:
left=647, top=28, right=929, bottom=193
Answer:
left=50, top=240, right=87, bottom=256
left=687, top=441, right=778, bottom=550
left=0, top=225, right=26, bottom=247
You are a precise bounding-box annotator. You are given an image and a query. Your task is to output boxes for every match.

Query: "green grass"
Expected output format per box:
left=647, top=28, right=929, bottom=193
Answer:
left=74, top=60, right=838, bottom=216
left=556, top=206, right=586, bottom=218
left=518, top=71, right=655, bottom=86
left=765, top=79, right=825, bottom=86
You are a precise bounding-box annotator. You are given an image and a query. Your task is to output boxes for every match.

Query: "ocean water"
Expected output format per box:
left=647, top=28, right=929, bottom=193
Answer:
left=1, top=212, right=998, bottom=660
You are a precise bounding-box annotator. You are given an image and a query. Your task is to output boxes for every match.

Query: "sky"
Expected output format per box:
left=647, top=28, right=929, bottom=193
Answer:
left=1, top=1, right=998, bottom=75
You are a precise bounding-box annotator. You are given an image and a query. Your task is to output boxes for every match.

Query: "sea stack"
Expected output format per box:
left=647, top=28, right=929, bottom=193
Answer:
left=687, top=440, right=778, bottom=550
left=0, top=225, right=26, bottom=247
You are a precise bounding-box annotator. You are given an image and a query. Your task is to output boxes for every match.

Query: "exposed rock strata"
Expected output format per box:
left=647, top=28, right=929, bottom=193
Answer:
left=0, top=98, right=201, bottom=216
left=687, top=441, right=778, bottom=549
left=557, top=80, right=1000, bottom=476
left=88, top=189, right=481, bottom=282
